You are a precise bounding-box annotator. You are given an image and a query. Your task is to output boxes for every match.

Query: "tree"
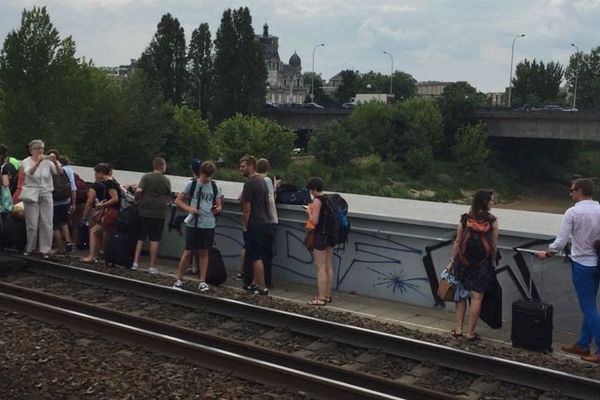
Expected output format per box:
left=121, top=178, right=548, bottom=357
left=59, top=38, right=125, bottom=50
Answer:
left=138, top=13, right=187, bottom=105
left=302, top=72, right=333, bottom=105
left=565, top=46, right=600, bottom=110
left=188, top=23, right=212, bottom=117
left=335, top=70, right=362, bottom=104
left=347, top=101, right=393, bottom=158
left=213, top=7, right=266, bottom=120
left=0, top=6, right=83, bottom=155
left=392, top=71, right=417, bottom=101
left=438, top=81, right=486, bottom=150
left=453, top=124, right=490, bottom=172
left=163, top=104, right=212, bottom=175
left=215, top=114, right=294, bottom=167
left=512, top=59, right=564, bottom=107
left=309, top=120, right=355, bottom=167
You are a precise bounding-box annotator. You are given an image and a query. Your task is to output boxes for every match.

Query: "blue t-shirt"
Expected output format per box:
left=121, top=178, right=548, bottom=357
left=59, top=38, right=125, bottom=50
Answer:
left=182, top=180, right=223, bottom=229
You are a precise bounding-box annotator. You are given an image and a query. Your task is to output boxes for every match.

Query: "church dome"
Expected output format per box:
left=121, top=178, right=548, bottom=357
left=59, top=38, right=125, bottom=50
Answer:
left=289, top=51, right=301, bottom=67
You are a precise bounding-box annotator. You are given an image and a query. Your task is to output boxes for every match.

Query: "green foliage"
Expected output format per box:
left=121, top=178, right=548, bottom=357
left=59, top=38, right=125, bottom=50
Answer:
left=565, top=46, right=600, bottom=111
left=188, top=23, right=213, bottom=117
left=437, top=81, right=486, bottom=151
left=213, top=7, right=266, bottom=121
left=138, top=13, right=187, bottom=105
left=512, top=59, right=564, bottom=107
left=399, top=97, right=444, bottom=154
left=347, top=101, right=393, bottom=158
left=452, top=124, right=490, bottom=173
left=309, top=120, right=355, bottom=167
left=0, top=6, right=81, bottom=156
left=335, top=70, right=361, bottom=104
left=164, top=104, right=212, bottom=175
left=215, top=114, right=294, bottom=168
left=335, top=69, right=417, bottom=105
left=302, top=72, right=333, bottom=105
left=404, top=145, right=434, bottom=178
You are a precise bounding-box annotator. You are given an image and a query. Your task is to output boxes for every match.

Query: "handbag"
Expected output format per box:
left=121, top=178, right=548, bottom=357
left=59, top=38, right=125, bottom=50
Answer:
left=437, top=261, right=456, bottom=302
left=0, top=186, right=13, bottom=213
left=304, top=228, right=316, bottom=251
left=19, top=186, right=40, bottom=203
left=90, top=207, right=119, bottom=229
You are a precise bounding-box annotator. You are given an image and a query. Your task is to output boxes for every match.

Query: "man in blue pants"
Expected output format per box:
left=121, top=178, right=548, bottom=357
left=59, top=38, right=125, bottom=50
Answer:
left=536, top=178, right=600, bottom=363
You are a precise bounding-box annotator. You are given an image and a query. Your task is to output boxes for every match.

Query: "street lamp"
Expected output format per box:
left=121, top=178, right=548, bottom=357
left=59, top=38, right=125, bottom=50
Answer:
left=508, top=33, right=525, bottom=108
left=571, top=43, right=580, bottom=110
left=383, top=51, right=394, bottom=95
left=311, top=43, right=324, bottom=102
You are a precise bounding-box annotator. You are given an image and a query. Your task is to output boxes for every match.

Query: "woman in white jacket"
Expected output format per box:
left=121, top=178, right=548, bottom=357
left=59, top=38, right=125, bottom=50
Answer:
left=21, top=139, right=62, bottom=257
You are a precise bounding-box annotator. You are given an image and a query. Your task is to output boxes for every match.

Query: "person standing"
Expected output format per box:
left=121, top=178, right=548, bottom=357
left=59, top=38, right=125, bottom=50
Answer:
left=305, top=177, right=334, bottom=306
left=132, top=157, right=172, bottom=274
left=239, top=155, right=270, bottom=295
left=46, top=150, right=76, bottom=254
left=21, top=140, right=63, bottom=258
left=448, top=190, right=498, bottom=341
left=256, top=158, right=279, bottom=288
left=172, top=161, right=223, bottom=292
left=536, top=178, right=600, bottom=363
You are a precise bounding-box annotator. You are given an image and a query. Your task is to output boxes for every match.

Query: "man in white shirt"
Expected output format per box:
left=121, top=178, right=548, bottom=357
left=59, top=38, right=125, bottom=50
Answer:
left=536, top=178, right=600, bottom=363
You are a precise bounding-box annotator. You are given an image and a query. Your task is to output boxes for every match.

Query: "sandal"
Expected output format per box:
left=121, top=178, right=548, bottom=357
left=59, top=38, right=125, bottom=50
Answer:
left=324, top=296, right=332, bottom=303
left=451, top=330, right=463, bottom=338
left=307, top=297, right=327, bottom=306
left=81, top=258, right=98, bottom=264
left=466, top=333, right=481, bottom=342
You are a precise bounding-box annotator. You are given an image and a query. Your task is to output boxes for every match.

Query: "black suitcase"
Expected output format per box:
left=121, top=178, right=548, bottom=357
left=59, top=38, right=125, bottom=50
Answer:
left=511, top=299, right=553, bottom=352
left=104, top=232, right=137, bottom=268
left=0, top=215, right=26, bottom=251
left=206, top=247, right=227, bottom=286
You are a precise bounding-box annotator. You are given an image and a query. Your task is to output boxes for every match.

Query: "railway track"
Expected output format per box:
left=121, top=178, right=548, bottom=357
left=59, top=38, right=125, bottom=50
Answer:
left=1, top=256, right=598, bottom=400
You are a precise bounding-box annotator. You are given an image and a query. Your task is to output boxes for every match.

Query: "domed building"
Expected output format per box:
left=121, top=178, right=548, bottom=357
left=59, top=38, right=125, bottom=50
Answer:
left=256, top=23, right=308, bottom=104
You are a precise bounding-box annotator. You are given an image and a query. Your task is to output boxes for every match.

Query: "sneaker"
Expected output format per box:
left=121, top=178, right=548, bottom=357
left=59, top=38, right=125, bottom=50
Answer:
left=148, top=267, right=159, bottom=274
left=23, top=252, right=30, bottom=257
left=131, top=262, right=139, bottom=270
left=65, top=242, right=74, bottom=253
left=198, top=282, right=210, bottom=292
left=42, top=254, right=50, bottom=260
left=243, top=284, right=255, bottom=292
left=235, top=272, right=244, bottom=280
left=253, top=286, right=269, bottom=296
left=172, top=280, right=184, bottom=290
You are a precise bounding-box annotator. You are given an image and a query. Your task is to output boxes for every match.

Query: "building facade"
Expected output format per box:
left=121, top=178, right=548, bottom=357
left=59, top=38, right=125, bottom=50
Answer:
left=256, top=24, right=308, bottom=104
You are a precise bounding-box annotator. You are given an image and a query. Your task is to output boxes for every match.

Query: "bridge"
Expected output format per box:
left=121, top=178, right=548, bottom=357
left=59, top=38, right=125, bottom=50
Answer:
left=259, top=107, right=600, bottom=141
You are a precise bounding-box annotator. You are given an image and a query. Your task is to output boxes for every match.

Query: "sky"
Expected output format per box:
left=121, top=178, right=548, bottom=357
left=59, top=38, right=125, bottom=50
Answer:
left=1, top=0, right=599, bottom=92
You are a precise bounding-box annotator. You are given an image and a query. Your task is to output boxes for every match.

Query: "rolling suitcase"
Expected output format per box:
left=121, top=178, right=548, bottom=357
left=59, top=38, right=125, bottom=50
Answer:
left=511, top=251, right=553, bottom=352
left=0, top=215, right=26, bottom=251
left=104, top=232, right=137, bottom=268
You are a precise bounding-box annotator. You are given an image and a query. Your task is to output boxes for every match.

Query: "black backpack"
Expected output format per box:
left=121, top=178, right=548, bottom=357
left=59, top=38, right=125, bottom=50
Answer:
left=117, top=203, right=140, bottom=234
left=459, top=216, right=492, bottom=267
left=318, top=194, right=350, bottom=246
left=52, top=173, right=71, bottom=201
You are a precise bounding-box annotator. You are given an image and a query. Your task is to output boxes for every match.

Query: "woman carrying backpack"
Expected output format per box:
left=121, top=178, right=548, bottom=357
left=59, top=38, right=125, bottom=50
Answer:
left=448, top=190, right=498, bottom=341
left=305, top=177, right=334, bottom=306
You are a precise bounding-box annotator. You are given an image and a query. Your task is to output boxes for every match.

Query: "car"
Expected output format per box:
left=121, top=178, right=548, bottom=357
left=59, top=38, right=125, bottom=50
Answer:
left=262, top=102, right=279, bottom=109
left=303, top=102, right=324, bottom=109
left=341, top=102, right=355, bottom=109
left=541, top=105, right=563, bottom=111
left=561, top=107, right=578, bottom=112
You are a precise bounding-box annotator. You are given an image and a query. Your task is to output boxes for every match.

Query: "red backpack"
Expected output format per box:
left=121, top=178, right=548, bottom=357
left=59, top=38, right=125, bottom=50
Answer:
left=74, top=173, right=89, bottom=204
left=459, top=217, right=492, bottom=267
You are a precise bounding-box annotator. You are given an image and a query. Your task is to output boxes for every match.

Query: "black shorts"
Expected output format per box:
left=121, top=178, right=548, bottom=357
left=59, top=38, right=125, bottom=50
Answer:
left=313, top=231, right=332, bottom=251
left=137, top=217, right=165, bottom=242
left=244, top=224, right=271, bottom=262
left=53, top=204, right=70, bottom=230
left=185, top=227, right=214, bottom=250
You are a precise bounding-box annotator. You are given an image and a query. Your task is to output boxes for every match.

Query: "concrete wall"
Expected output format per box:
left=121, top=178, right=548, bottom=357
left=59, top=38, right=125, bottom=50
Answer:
left=75, top=166, right=583, bottom=334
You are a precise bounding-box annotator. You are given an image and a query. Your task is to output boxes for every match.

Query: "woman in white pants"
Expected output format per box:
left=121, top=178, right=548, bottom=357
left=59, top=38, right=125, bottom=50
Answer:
left=21, top=139, right=62, bottom=257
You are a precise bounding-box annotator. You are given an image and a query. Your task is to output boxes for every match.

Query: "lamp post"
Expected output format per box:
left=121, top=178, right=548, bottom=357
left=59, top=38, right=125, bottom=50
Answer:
left=571, top=43, right=580, bottom=110
left=383, top=51, right=393, bottom=95
left=311, top=43, right=324, bottom=102
left=508, top=33, right=525, bottom=108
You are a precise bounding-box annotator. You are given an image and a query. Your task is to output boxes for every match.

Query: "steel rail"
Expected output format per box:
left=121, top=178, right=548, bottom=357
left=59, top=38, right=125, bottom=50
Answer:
left=14, top=258, right=600, bottom=400
left=0, top=284, right=456, bottom=400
